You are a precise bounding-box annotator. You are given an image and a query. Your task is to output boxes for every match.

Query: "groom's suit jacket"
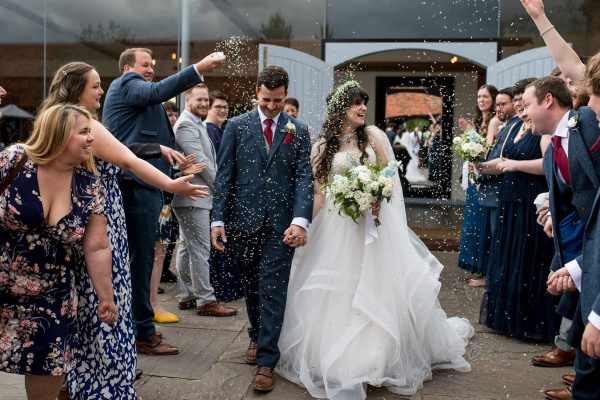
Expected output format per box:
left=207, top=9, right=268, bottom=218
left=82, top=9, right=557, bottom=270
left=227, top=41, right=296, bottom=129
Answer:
left=543, top=107, right=600, bottom=272
left=212, top=109, right=313, bottom=234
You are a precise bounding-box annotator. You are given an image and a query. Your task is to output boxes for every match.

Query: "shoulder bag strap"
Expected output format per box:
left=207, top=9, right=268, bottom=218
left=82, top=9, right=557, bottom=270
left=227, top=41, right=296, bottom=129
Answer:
left=0, top=152, right=28, bottom=195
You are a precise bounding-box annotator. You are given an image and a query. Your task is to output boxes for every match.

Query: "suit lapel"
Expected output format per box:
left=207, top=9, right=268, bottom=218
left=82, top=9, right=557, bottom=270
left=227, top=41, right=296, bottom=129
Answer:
left=250, top=110, right=268, bottom=164
left=568, top=110, right=600, bottom=188
left=267, top=113, right=288, bottom=166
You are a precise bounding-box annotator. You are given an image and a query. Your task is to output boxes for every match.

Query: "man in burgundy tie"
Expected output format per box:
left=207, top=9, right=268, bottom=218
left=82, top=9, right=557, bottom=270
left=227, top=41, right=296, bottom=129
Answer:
left=522, top=75, right=600, bottom=400
left=210, top=65, right=313, bottom=392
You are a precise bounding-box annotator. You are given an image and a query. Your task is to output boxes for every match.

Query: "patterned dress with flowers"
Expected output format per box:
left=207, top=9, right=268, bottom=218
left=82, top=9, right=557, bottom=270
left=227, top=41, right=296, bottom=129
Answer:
left=0, top=145, right=105, bottom=376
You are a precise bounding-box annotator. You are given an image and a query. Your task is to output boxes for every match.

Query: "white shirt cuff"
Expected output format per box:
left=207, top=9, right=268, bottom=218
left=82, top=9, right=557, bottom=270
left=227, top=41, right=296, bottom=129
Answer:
left=291, top=217, right=310, bottom=231
left=210, top=221, right=224, bottom=228
left=193, top=64, right=204, bottom=81
left=589, top=311, right=600, bottom=331
left=565, top=259, right=583, bottom=292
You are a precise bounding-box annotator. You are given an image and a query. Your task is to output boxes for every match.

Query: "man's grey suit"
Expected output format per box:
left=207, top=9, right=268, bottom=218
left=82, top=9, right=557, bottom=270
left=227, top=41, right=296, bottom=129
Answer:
left=172, top=110, right=217, bottom=306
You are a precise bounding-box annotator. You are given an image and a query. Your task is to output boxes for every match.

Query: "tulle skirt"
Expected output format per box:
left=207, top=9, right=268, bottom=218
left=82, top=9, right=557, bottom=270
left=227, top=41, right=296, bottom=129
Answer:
left=278, top=197, right=474, bottom=399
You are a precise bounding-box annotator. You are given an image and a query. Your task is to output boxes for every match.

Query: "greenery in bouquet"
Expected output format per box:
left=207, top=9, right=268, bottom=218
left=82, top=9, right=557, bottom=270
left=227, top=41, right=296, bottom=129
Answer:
left=323, top=161, right=399, bottom=226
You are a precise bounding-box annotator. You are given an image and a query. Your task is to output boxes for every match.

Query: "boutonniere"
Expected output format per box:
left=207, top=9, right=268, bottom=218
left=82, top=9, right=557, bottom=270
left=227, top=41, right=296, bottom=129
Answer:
left=567, top=115, right=579, bottom=128
left=282, top=121, right=296, bottom=144
left=498, top=123, right=506, bottom=132
left=283, top=121, right=296, bottom=135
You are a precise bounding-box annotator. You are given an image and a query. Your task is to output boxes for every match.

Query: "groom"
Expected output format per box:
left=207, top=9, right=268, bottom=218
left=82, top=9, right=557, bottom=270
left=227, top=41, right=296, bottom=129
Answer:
left=211, top=65, right=313, bottom=391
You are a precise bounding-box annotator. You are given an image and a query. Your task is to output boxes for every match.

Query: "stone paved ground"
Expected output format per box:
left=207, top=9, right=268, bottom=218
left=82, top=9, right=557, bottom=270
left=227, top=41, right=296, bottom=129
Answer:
left=1, top=252, right=573, bottom=400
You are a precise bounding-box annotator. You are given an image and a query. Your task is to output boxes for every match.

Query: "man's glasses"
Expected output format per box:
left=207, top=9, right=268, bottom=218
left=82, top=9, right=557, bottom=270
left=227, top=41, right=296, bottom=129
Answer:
left=213, top=105, right=229, bottom=111
left=512, top=97, right=523, bottom=104
left=495, top=102, right=510, bottom=108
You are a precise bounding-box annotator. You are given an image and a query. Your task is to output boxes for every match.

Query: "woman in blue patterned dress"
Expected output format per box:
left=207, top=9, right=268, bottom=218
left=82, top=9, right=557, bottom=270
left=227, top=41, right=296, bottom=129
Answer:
left=0, top=104, right=117, bottom=400
left=40, top=63, right=208, bottom=399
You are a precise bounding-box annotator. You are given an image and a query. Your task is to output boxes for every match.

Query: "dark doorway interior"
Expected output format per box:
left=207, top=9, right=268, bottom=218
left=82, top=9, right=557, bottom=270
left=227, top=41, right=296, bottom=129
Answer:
left=375, top=76, right=455, bottom=199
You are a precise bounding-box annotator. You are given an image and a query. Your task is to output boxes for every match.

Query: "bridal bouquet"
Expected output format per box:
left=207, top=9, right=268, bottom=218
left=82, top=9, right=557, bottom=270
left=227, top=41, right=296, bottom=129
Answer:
left=452, top=128, right=488, bottom=163
left=452, top=128, right=488, bottom=182
left=324, top=161, right=399, bottom=227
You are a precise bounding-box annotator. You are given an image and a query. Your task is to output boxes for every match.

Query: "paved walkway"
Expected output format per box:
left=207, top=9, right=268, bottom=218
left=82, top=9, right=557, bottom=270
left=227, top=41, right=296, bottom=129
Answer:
left=1, top=252, right=572, bottom=399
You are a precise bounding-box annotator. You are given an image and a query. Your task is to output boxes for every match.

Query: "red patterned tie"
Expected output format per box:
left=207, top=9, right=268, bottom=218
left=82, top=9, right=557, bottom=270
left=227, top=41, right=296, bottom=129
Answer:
left=552, top=135, right=571, bottom=186
left=264, top=118, right=274, bottom=147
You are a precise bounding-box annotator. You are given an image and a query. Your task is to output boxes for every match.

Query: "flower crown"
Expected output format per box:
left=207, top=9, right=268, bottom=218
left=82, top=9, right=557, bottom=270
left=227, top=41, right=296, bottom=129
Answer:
left=326, top=80, right=360, bottom=115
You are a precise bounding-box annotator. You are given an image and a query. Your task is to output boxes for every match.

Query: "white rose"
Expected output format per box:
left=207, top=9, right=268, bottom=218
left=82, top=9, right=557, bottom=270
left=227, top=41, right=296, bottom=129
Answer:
left=453, top=136, right=462, bottom=145
left=369, top=181, right=380, bottom=192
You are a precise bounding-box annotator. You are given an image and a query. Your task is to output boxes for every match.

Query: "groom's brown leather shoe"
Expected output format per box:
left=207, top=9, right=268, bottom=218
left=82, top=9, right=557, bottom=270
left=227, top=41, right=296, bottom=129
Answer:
left=252, top=366, right=274, bottom=392
left=544, top=386, right=571, bottom=400
left=245, top=341, right=257, bottom=364
left=196, top=301, right=237, bottom=317
left=531, top=346, right=575, bottom=367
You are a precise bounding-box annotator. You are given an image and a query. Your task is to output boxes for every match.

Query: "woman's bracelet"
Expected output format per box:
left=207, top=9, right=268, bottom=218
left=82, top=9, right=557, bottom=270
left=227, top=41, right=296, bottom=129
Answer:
left=540, top=25, right=554, bottom=37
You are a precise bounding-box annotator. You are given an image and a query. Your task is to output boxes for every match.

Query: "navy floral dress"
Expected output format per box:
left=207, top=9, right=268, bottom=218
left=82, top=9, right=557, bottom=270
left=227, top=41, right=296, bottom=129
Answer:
left=0, top=145, right=105, bottom=375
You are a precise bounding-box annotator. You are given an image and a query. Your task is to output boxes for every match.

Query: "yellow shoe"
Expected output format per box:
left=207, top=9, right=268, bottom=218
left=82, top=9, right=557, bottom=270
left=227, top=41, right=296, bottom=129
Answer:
left=153, top=310, right=179, bottom=323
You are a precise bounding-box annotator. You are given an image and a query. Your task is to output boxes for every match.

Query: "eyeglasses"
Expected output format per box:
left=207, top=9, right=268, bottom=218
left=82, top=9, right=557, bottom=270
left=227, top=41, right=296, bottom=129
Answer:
left=512, top=97, right=523, bottom=104
left=213, top=105, right=229, bottom=111
left=495, top=102, right=510, bottom=108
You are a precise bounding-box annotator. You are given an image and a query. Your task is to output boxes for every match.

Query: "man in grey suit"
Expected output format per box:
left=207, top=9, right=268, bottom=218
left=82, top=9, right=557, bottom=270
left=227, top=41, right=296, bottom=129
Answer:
left=172, top=84, right=236, bottom=317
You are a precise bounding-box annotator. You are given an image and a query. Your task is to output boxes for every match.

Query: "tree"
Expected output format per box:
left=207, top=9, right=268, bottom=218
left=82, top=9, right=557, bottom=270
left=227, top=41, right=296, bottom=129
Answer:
left=260, top=12, right=293, bottom=40
left=79, top=20, right=135, bottom=44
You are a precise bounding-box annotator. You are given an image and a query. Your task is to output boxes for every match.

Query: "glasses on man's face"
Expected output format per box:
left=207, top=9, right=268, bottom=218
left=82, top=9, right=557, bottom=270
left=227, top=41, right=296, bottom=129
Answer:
left=213, top=105, right=229, bottom=111
left=512, top=97, right=523, bottom=104
left=495, top=102, right=511, bottom=108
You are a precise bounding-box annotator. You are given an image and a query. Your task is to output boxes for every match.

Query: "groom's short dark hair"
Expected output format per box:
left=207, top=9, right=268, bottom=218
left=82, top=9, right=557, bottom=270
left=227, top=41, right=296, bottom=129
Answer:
left=257, top=66, right=289, bottom=90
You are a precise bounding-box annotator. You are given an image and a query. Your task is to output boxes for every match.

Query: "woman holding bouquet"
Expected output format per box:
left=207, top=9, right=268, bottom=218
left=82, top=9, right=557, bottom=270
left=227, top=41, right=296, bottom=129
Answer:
left=457, top=84, right=497, bottom=286
left=278, top=82, right=474, bottom=399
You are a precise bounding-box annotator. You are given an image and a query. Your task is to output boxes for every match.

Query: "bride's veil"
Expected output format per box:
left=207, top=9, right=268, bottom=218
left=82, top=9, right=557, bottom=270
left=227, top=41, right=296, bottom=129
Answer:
left=365, top=125, right=443, bottom=277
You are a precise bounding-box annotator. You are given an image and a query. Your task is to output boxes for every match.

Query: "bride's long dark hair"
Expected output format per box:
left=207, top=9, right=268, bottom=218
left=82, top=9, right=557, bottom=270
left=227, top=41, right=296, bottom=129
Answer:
left=314, top=84, right=370, bottom=184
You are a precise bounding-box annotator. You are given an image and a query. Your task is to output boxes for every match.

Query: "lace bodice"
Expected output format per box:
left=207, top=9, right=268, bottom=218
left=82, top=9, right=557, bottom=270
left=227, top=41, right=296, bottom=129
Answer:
left=330, top=133, right=377, bottom=176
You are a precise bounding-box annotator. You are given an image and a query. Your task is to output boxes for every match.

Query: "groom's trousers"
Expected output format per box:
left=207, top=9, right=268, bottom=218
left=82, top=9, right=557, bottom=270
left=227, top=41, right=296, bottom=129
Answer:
left=230, top=219, right=295, bottom=369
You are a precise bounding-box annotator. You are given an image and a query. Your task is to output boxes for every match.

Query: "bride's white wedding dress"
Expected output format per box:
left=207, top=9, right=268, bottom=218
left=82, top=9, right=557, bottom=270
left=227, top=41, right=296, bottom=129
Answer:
left=277, top=127, right=473, bottom=399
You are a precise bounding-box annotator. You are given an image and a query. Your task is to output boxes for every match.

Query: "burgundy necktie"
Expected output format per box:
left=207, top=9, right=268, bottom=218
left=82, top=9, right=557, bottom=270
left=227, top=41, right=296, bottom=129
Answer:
left=264, top=118, right=274, bottom=147
left=552, top=135, right=571, bottom=186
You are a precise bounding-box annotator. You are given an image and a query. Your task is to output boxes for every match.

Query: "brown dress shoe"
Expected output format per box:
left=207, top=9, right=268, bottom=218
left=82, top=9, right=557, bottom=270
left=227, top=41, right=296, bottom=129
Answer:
left=178, top=299, right=197, bottom=310
left=531, top=346, right=575, bottom=367
left=136, top=333, right=179, bottom=355
left=562, top=374, right=575, bottom=385
left=245, top=341, right=257, bottom=364
left=196, top=301, right=237, bottom=317
left=252, top=366, right=274, bottom=392
left=544, top=386, right=571, bottom=400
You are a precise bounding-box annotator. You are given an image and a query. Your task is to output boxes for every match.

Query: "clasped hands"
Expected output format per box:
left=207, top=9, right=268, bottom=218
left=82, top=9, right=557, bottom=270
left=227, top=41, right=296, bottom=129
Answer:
left=211, top=224, right=309, bottom=252
left=546, top=267, right=576, bottom=296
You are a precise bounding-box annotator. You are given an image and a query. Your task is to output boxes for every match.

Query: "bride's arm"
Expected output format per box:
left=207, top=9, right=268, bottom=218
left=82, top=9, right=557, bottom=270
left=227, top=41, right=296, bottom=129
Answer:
left=311, top=139, right=326, bottom=219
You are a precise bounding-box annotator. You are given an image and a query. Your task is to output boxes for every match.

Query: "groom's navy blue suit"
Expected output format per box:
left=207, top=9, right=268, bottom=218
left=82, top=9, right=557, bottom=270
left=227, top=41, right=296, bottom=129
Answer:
left=543, top=106, right=600, bottom=400
left=212, top=109, right=313, bottom=368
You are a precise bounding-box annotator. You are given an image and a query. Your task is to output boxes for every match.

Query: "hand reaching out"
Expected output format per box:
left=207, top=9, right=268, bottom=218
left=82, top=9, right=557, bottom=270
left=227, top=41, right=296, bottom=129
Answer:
left=520, top=0, right=545, bottom=19
left=160, top=145, right=186, bottom=166
left=182, top=162, right=206, bottom=176
left=168, top=175, right=209, bottom=200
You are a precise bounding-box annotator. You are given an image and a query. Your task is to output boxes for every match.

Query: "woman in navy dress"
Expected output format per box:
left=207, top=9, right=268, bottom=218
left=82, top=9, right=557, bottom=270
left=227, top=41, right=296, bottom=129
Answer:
left=457, top=85, right=497, bottom=277
left=481, top=118, right=557, bottom=341
left=0, top=104, right=116, bottom=399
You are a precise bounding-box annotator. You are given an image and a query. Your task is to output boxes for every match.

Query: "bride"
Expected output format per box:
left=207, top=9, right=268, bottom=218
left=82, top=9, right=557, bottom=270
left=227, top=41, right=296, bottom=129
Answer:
left=277, top=82, right=474, bottom=399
